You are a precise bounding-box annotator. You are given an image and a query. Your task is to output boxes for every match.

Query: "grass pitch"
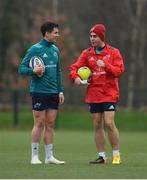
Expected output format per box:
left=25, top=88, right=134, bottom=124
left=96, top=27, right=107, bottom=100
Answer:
left=0, top=130, right=147, bottom=179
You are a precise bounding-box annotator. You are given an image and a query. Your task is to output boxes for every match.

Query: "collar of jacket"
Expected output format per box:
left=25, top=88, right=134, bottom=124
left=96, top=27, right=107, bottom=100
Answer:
left=90, top=43, right=111, bottom=56
left=40, top=38, right=54, bottom=47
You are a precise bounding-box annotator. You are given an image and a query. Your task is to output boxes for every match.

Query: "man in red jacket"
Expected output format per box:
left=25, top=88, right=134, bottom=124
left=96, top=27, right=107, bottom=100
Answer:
left=70, top=24, right=124, bottom=165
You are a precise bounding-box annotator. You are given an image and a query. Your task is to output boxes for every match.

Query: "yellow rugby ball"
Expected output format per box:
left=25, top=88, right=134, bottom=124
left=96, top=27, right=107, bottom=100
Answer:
left=77, top=66, right=92, bottom=80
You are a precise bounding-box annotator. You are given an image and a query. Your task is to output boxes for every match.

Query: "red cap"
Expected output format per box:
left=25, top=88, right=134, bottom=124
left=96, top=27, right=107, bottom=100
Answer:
left=90, top=24, right=106, bottom=41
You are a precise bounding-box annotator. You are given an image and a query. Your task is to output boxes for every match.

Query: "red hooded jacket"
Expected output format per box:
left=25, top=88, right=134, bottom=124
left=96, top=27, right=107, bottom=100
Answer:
left=70, top=44, right=124, bottom=103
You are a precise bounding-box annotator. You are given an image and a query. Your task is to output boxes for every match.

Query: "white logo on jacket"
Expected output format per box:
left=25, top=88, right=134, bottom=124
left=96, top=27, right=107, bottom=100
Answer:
left=89, top=57, right=94, bottom=61
left=42, top=53, right=48, bottom=58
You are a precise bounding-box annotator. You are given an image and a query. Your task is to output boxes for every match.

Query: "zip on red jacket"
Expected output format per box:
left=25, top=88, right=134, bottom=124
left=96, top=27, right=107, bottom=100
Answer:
left=69, top=44, right=125, bottom=103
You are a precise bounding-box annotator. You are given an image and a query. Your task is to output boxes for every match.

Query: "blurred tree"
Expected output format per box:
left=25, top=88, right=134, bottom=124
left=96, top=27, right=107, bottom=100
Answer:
left=122, top=0, right=147, bottom=110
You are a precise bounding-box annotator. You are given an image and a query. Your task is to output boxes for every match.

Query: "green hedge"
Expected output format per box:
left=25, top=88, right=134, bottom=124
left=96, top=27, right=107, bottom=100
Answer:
left=0, top=109, right=147, bottom=131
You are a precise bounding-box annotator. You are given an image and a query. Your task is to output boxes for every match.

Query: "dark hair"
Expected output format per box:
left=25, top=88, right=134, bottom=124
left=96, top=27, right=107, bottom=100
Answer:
left=40, top=22, right=59, bottom=37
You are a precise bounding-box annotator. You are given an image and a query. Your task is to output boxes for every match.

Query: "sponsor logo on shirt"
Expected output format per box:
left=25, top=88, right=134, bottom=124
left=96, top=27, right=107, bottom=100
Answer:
left=45, top=61, right=57, bottom=68
left=93, top=71, right=106, bottom=75
left=45, top=64, right=57, bottom=68
left=49, top=61, right=54, bottom=64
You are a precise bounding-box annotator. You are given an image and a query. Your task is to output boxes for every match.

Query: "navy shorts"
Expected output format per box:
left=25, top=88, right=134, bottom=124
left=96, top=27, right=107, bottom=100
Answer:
left=89, top=102, right=116, bottom=113
left=31, top=93, right=59, bottom=111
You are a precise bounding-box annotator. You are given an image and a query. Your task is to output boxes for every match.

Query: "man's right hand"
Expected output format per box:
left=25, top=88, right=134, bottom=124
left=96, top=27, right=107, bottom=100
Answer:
left=74, top=77, right=82, bottom=85
left=33, top=64, right=45, bottom=76
left=74, top=77, right=89, bottom=85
